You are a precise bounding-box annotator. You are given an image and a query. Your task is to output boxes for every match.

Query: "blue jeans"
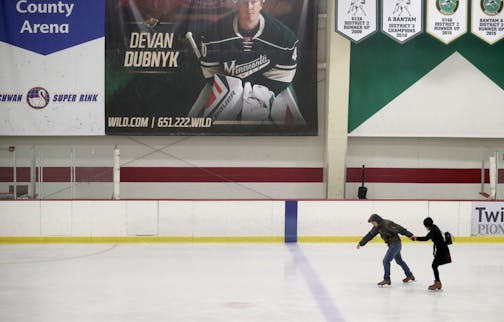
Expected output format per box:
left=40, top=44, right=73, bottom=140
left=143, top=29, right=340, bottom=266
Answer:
left=383, top=242, right=413, bottom=280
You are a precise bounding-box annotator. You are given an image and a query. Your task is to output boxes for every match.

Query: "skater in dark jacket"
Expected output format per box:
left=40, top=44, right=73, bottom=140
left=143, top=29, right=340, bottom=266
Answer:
left=357, top=214, right=416, bottom=286
left=414, top=217, right=451, bottom=290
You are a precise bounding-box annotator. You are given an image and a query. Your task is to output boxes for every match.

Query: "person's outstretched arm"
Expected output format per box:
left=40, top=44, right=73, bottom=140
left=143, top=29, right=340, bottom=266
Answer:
left=358, top=227, right=379, bottom=248
left=395, top=223, right=414, bottom=238
left=415, top=231, right=432, bottom=242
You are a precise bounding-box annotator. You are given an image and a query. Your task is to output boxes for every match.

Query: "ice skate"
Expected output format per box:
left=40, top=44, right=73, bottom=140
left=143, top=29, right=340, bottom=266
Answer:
left=428, top=281, right=442, bottom=290
left=403, top=275, right=415, bottom=283
left=377, top=280, right=391, bottom=286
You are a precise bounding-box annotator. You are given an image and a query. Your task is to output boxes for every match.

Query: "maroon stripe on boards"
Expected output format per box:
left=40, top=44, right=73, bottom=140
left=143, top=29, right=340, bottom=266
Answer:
left=0, top=167, right=322, bottom=183
left=346, top=168, right=491, bottom=184
left=1, top=166, right=498, bottom=184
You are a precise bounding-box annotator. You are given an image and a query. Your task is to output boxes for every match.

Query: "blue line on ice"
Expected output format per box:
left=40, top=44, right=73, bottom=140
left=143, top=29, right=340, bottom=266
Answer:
left=287, top=244, right=345, bottom=322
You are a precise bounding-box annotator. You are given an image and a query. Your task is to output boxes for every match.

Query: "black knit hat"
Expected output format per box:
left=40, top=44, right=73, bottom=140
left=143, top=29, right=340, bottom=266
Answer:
left=423, top=217, right=434, bottom=227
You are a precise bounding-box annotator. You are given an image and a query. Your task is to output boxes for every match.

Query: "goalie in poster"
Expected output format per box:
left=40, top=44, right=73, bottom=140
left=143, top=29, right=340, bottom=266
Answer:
left=188, top=0, right=304, bottom=125
left=105, top=0, right=318, bottom=135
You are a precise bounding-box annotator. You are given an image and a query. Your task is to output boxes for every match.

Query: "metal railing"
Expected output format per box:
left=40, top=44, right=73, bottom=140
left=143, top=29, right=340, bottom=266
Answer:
left=0, top=145, right=115, bottom=199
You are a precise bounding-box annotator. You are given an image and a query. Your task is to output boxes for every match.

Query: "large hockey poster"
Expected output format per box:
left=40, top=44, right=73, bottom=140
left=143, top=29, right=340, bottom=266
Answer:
left=105, top=0, right=318, bottom=135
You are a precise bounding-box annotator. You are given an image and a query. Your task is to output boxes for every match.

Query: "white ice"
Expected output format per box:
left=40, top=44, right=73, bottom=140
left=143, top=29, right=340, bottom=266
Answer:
left=0, top=243, right=503, bottom=322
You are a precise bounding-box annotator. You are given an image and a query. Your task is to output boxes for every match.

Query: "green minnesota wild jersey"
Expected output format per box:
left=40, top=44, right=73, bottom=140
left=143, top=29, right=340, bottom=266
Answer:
left=199, top=13, right=298, bottom=95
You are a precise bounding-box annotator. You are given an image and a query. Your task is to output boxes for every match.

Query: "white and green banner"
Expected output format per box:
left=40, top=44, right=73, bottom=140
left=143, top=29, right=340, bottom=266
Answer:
left=426, top=0, right=468, bottom=44
left=348, top=31, right=504, bottom=137
left=344, top=1, right=504, bottom=138
left=336, top=0, right=378, bottom=43
left=471, top=0, right=504, bottom=44
left=382, top=0, right=423, bottom=43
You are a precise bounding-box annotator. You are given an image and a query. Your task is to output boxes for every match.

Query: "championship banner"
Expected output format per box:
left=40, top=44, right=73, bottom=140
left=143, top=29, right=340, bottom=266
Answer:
left=0, top=0, right=105, bottom=135
left=426, top=0, right=468, bottom=44
left=381, top=0, right=423, bottom=44
left=105, top=0, right=318, bottom=135
left=336, top=0, right=377, bottom=43
left=472, top=202, right=504, bottom=235
left=471, top=0, right=504, bottom=44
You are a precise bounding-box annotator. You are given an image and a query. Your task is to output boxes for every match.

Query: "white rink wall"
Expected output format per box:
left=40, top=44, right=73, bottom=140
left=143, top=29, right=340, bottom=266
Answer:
left=0, top=200, right=475, bottom=237
left=0, top=200, right=285, bottom=237
left=297, top=200, right=472, bottom=237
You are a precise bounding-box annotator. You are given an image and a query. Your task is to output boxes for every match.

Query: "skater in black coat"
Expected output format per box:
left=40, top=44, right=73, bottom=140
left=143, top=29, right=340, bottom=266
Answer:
left=414, top=217, right=451, bottom=290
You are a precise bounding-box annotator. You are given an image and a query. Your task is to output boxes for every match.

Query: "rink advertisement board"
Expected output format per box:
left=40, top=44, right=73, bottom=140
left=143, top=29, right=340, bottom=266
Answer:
left=0, top=0, right=105, bottom=135
left=472, top=202, right=504, bottom=235
left=105, top=0, right=319, bottom=135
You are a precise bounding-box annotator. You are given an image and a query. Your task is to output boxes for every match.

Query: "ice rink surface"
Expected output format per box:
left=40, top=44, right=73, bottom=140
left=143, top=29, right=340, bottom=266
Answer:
left=0, top=243, right=503, bottom=322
